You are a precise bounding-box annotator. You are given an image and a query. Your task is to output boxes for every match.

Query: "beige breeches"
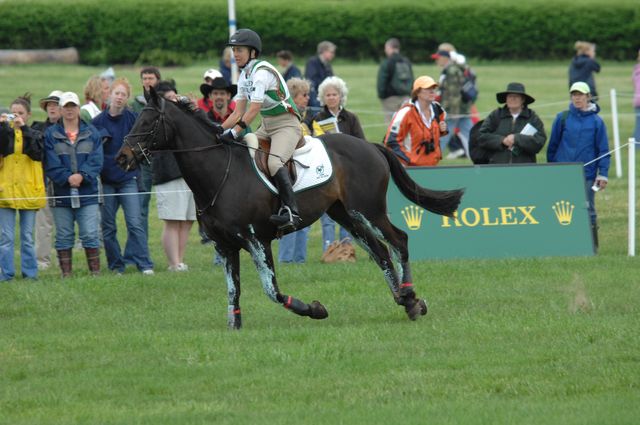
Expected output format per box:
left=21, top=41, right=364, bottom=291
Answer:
left=254, top=113, right=302, bottom=176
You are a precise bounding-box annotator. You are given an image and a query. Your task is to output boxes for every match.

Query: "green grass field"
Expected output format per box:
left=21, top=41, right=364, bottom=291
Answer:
left=1, top=60, right=639, bottom=424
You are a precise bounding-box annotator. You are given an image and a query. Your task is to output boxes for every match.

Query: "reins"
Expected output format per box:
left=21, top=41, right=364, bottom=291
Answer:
left=123, top=96, right=306, bottom=216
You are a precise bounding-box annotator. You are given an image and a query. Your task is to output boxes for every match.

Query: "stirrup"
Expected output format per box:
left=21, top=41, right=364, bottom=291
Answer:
left=270, top=206, right=301, bottom=231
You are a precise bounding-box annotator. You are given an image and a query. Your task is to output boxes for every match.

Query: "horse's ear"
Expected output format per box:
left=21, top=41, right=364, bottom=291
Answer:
left=146, top=86, right=160, bottom=104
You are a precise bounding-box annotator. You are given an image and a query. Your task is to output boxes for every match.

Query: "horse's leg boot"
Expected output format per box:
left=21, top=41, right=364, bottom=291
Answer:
left=85, top=247, right=101, bottom=276
left=57, top=249, right=73, bottom=278
left=269, top=167, right=302, bottom=235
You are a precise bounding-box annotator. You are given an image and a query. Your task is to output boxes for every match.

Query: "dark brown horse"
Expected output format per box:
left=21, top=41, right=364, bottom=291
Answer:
left=117, top=88, right=463, bottom=329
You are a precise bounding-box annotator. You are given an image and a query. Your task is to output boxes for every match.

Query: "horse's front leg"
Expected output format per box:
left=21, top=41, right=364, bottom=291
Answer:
left=218, top=245, right=242, bottom=329
left=246, top=234, right=328, bottom=320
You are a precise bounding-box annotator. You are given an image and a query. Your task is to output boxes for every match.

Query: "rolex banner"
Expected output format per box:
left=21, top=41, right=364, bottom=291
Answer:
left=387, top=163, right=595, bottom=259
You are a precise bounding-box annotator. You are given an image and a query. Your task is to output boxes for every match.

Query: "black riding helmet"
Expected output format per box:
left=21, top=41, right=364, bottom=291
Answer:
left=228, top=28, right=262, bottom=57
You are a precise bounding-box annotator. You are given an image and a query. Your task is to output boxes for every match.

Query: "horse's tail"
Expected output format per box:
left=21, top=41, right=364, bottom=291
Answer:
left=374, top=144, right=464, bottom=217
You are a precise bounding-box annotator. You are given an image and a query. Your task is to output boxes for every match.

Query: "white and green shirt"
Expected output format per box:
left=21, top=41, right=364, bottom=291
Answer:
left=238, top=59, right=299, bottom=118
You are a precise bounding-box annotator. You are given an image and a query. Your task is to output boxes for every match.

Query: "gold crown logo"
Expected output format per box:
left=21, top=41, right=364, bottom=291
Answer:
left=552, top=200, right=574, bottom=225
left=401, top=205, right=424, bottom=230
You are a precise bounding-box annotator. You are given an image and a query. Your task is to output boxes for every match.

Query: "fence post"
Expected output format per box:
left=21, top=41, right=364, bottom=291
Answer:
left=227, top=0, right=238, bottom=83
left=610, top=88, right=623, bottom=178
left=629, top=138, right=636, bottom=256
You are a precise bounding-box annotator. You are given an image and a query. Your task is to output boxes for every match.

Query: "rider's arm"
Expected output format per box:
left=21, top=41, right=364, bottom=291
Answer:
left=222, top=98, right=246, bottom=130
left=238, top=102, right=261, bottom=130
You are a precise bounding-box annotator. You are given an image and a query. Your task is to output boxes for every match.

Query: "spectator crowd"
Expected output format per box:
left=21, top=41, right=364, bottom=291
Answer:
left=0, top=34, right=626, bottom=281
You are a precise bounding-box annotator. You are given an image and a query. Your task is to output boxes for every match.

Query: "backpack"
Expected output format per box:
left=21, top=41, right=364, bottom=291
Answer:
left=469, top=119, right=490, bottom=164
left=460, top=65, right=478, bottom=103
left=389, top=56, right=413, bottom=95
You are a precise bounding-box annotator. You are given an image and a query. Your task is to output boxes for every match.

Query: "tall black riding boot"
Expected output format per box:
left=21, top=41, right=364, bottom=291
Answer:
left=269, top=167, right=302, bottom=235
left=591, top=222, right=599, bottom=253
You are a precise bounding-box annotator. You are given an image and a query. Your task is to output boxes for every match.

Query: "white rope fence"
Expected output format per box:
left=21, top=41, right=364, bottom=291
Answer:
left=4, top=89, right=639, bottom=254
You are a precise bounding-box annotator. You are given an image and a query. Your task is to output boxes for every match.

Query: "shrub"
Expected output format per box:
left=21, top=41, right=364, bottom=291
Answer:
left=2, top=0, right=639, bottom=64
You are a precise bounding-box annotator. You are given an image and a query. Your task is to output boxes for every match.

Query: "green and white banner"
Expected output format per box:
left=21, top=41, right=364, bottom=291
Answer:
left=387, top=163, right=595, bottom=259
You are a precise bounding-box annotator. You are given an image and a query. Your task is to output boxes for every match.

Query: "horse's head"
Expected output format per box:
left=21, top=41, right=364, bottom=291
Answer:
left=116, top=86, right=174, bottom=171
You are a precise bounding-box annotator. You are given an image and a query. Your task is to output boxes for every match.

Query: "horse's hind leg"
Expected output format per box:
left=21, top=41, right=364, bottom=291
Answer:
left=245, top=233, right=328, bottom=320
left=366, top=214, right=428, bottom=318
left=330, top=209, right=426, bottom=320
left=217, top=245, right=243, bottom=329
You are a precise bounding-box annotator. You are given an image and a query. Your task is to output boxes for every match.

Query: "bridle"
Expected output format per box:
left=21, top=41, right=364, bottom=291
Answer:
left=122, top=97, right=168, bottom=166
left=122, top=96, right=233, bottom=217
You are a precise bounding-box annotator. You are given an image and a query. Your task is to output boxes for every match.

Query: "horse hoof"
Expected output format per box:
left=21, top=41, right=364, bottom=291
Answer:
left=405, top=299, right=423, bottom=321
left=308, top=300, right=329, bottom=320
left=418, top=299, right=428, bottom=316
left=227, top=315, right=242, bottom=330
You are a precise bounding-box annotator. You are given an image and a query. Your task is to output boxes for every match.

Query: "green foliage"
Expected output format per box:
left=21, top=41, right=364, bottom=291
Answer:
left=135, top=49, right=193, bottom=67
left=2, top=0, right=640, bottom=64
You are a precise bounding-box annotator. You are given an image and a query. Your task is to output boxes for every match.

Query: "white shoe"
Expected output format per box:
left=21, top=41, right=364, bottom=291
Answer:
left=142, top=269, right=155, bottom=276
left=168, top=263, right=189, bottom=272
left=445, top=149, right=466, bottom=159
left=37, top=261, right=50, bottom=271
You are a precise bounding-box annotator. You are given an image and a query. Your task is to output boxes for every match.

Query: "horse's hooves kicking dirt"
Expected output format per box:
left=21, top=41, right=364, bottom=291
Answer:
left=308, top=301, right=329, bottom=319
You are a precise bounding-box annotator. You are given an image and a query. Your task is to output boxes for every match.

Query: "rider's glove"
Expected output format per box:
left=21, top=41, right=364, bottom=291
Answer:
left=220, top=128, right=238, bottom=145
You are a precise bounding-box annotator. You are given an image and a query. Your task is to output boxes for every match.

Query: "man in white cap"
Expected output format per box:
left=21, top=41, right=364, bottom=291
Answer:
left=203, top=68, right=223, bottom=84
left=31, top=90, right=64, bottom=270
left=198, top=69, right=224, bottom=112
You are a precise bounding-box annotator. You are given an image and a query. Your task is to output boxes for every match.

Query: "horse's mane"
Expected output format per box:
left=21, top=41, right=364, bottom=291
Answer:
left=170, top=96, right=220, bottom=136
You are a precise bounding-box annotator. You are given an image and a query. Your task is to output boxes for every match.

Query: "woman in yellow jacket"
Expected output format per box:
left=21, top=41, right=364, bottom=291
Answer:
left=0, top=94, right=46, bottom=281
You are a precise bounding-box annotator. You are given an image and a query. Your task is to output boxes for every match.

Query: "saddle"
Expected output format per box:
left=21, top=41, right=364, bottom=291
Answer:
left=251, top=136, right=307, bottom=185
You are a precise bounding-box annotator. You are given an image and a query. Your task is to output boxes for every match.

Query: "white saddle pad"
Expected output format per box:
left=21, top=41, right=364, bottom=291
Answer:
left=245, top=134, right=333, bottom=194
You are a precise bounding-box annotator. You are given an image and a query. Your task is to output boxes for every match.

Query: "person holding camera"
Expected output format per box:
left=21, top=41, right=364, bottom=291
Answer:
left=0, top=94, right=46, bottom=282
left=384, top=75, right=447, bottom=166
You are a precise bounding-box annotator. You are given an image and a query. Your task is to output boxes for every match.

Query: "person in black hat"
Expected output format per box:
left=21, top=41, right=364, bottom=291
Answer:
left=201, top=77, right=237, bottom=124
left=476, top=82, right=546, bottom=164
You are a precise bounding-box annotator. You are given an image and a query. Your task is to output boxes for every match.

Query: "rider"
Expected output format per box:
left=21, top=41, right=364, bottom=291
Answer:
left=220, top=29, right=302, bottom=234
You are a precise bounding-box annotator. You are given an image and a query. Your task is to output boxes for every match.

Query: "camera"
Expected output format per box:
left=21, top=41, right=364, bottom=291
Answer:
left=419, top=140, right=436, bottom=154
left=5, top=114, right=15, bottom=121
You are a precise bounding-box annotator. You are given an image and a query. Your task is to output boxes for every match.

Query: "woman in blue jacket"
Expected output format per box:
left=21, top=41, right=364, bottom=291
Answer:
left=547, top=81, right=609, bottom=249
left=44, top=92, right=104, bottom=277
left=92, top=78, right=154, bottom=276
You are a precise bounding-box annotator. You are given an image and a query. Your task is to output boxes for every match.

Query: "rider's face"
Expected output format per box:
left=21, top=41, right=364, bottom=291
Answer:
left=232, top=46, right=251, bottom=67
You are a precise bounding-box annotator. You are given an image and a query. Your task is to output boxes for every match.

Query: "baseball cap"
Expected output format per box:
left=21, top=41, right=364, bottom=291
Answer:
left=412, top=76, right=438, bottom=93
left=569, top=82, right=590, bottom=94
left=39, top=90, right=64, bottom=111
left=59, top=92, right=80, bottom=107
left=430, top=50, right=451, bottom=60
left=203, top=68, right=223, bottom=80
